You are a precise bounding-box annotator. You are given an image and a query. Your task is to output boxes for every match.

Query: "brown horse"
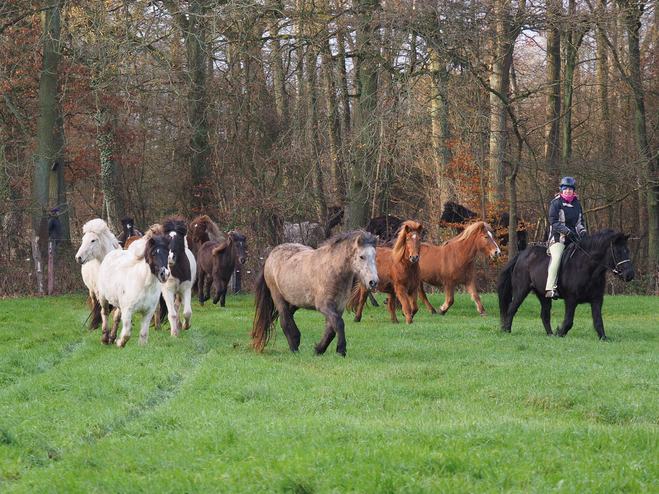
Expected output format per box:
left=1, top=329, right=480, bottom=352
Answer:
left=417, top=221, right=500, bottom=317
left=187, top=215, right=224, bottom=255
left=349, top=220, right=424, bottom=324
left=251, top=231, right=379, bottom=356
left=196, top=232, right=247, bottom=307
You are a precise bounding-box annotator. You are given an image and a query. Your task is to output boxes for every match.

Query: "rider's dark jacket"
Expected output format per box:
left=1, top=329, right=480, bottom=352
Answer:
left=548, top=194, right=587, bottom=246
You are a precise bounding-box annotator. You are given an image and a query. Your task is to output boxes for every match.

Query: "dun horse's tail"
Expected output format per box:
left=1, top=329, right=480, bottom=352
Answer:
left=497, top=253, right=520, bottom=324
left=345, top=278, right=363, bottom=313
left=251, top=271, right=278, bottom=352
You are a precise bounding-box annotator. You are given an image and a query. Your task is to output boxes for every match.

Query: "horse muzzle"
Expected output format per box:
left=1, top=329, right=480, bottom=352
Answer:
left=76, top=256, right=85, bottom=265
left=491, top=251, right=499, bottom=259
left=240, top=257, right=247, bottom=264
left=622, top=269, right=635, bottom=282
left=158, top=268, right=170, bottom=283
left=368, top=277, right=379, bottom=289
left=409, top=254, right=419, bottom=263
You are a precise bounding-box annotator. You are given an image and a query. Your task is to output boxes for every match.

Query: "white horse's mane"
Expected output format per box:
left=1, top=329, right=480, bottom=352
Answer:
left=82, top=218, right=121, bottom=252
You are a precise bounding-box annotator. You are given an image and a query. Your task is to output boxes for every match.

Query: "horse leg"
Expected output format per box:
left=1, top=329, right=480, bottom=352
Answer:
left=556, top=301, right=577, bottom=337
left=197, top=270, right=206, bottom=306
left=438, top=285, right=455, bottom=315
left=538, top=295, right=554, bottom=336
left=387, top=294, right=400, bottom=324
left=161, top=288, right=179, bottom=337
left=180, top=289, right=193, bottom=330
left=316, top=305, right=346, bottom=356
left=153, top=300, right=161, bottom=330
left=100, top=300, right=111, bottom=345
left=138, top=310, right=154, bottom=345
left=116, top=309, right=133, bottom=347
left=466, top=280, right=487, bottom=317
left=590, top=298, right=607, bottom=340
left=353, top=287, right=369, bottom=323
left=418, top=285, right=438, bottom=315
left=501, top=290, right=529, bottom=333
left=203, top=276, right=212, bottom=303
left=109, top=308, right=122, bottom=344
left=272, top=294, right=300, bottom=352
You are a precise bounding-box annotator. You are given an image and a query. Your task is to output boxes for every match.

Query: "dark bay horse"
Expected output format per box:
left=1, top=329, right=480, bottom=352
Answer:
left=418, top=221, right=500, bottom=316
left=251, top=230, right=379, bottom=356
left=497, top=229, right=634, bottom=340
left=349, top=221, right=424, bottom=324
left=117, top=217, right=143, bottom=248
left=196, top=232, right=247, bottom=307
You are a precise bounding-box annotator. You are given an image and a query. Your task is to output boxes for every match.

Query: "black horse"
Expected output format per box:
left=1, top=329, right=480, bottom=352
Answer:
left=497, top=229, right=634, bottom=340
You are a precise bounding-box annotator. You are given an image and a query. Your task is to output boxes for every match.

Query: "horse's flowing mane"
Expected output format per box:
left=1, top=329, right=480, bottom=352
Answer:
left=319, top=230, right=376, bottom=251
left=162, top=216, right=188, bottom=237
left=191, top=214, right=223, bottom=243
left=392, top=221, right=423, bottom=263
left=441, top=221, right=491, bottom=247
left=82, top=218, right=121, bottom=252
left=567, top=228, right=620, bottom=257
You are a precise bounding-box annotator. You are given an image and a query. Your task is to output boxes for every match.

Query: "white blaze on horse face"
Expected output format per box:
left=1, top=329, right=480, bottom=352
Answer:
left=487, top=231, right=501, bottom=257
left=168, top=231, right=177, bottom=261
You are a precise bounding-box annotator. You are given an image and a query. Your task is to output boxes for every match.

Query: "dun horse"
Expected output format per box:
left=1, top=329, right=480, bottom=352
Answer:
left=75, top=218, right=122, bottom=329
left=498, top=229, right=634, bottom=339
left=349, top=221, right=424, bottom=324
left=417, top=221, right=500, bottom=317
left=197, top=232, right=248, bottom=307
left=97, top=235, right=171, bottom=347
left=251, top=230, right=379, bottom=356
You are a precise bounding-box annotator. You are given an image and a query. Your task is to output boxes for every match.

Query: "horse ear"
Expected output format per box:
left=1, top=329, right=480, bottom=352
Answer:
left=355, top=234, right=364, bottom=246
left=417, top=224, right=424, bottom=235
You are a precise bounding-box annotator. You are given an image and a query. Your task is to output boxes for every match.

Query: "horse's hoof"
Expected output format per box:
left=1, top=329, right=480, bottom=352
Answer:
left=337, top=351, right=346, bottom=357
left=353, top=317, right=361, bottom=323
left=314, top=345, right=326, bottom=355
left=480, top=312, right=488, bottom=317
left=501, top=327, right=511, bottom=333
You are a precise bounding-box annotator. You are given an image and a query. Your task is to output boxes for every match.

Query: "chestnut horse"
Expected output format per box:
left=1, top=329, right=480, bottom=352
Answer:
left=187, top=215, right=224, bottom=255
left=349, top=220, right=424, bottom=324
left=251, top=230, right=379, bottom=356
left=418, top=221, right=500, bottom=317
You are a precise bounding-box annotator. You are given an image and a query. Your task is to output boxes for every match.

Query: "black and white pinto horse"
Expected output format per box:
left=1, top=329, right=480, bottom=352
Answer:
left=497, top=229, right=634, bottom=340
left=118, top=217, right=144, bottom=248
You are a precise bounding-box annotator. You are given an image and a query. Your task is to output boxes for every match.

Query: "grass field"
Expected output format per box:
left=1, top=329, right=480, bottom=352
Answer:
left=1, top=291, right=658, bottom=493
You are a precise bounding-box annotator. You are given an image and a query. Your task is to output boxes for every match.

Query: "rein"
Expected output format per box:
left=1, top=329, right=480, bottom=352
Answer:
left=572, top=239, right=630, bottom=276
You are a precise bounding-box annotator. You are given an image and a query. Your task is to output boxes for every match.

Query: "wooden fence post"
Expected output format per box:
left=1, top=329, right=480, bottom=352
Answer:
left=29, top=230, right=44, bottom=296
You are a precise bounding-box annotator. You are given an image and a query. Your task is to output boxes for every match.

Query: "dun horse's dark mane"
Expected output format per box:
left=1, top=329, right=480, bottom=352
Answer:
left=319, top=230, right=376, bottom=250
left=441, top=221, right=490, bottom=247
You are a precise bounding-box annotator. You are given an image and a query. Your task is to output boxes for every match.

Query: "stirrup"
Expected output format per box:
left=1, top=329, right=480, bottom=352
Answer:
left=545, top=290, right=559, bottom=300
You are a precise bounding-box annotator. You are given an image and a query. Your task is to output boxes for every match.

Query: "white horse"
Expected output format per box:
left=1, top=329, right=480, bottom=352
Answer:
left=98, top=235, right=171, bottom=347
left=75, top=218, right=121, bottom=328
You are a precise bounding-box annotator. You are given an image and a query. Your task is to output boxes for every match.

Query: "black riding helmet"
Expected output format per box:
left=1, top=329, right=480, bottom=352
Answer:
left=560, top=176, right=576, bottom=189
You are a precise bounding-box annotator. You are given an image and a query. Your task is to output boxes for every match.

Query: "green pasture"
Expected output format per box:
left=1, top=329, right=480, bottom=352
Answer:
left=1, top=292, right=658, bottom=493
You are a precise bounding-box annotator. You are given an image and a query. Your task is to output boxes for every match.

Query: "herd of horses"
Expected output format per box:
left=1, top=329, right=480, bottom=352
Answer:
left=73, top=207, right=635, bottom=354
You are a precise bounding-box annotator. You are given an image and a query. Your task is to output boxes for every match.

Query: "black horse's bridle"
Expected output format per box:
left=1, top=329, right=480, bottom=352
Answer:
left=573, top=240, right=631, bottom=277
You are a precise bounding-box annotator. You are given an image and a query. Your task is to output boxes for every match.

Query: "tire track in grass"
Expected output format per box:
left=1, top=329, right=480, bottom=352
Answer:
left=80, top=328, right=212, bottom=446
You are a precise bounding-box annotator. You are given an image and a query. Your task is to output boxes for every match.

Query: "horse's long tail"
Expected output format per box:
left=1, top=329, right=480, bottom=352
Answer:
left=345, top=278, right=363, bottom=313
left=89, top=299, right=113, bottom=330
left=251, top=271, right=278, bottom=353
left=497, top=253, right=520, bottom=325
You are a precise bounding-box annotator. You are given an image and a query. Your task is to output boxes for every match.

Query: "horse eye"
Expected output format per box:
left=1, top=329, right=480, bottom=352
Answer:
left=360, top=255, right=364, bottom=260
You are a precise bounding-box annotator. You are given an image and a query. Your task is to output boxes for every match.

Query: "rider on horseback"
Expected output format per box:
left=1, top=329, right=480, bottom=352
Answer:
left=545, top=176, right=587, bottom=299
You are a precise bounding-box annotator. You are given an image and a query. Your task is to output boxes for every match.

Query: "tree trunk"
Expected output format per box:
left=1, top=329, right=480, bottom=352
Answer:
left=322, top=40, right=343, bottom=207
left=544, top=0, right=561, bottom=175
left=32, top=0, right=61, bottom=255
left=429, top=50, right=452, bottom=210
left=620, top=0, right=659, bottom=284
left=345, top=0, right=379, bottom=230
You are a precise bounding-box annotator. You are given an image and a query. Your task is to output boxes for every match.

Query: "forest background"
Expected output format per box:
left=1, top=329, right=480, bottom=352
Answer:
left=1, top=0, right=658, bottom=296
